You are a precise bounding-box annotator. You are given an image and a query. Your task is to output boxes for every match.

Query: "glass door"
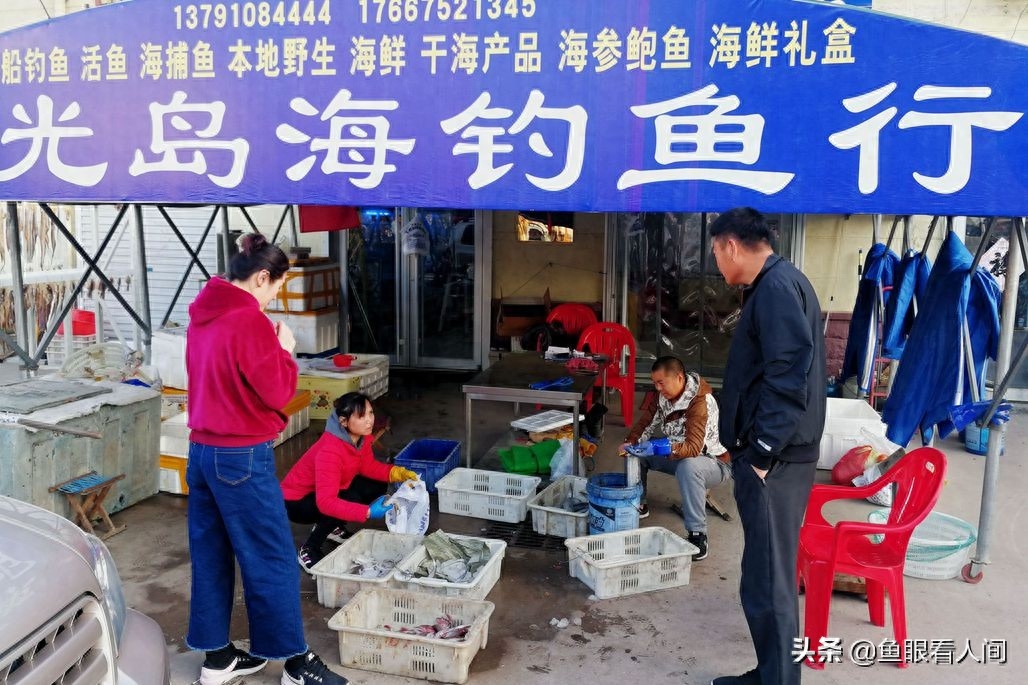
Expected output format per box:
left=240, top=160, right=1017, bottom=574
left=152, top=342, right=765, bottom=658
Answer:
left=608, top=212, right=797, bottom=381
left=399, top=208, right=482, bottom=369
left=345, top=207, right=484, bottom=370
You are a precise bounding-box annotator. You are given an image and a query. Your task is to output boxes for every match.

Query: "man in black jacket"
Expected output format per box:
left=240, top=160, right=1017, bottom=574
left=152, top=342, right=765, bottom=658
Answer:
left=708, top=208, right=826, bottom=685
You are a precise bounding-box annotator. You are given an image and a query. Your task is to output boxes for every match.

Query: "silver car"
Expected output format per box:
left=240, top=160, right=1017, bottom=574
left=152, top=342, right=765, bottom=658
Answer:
left=0, top=495, right=170, bottom=685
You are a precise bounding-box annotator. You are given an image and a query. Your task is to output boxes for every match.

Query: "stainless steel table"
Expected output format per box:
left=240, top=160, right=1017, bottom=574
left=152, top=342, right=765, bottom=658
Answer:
left=463, top=353, right=598, bottom=475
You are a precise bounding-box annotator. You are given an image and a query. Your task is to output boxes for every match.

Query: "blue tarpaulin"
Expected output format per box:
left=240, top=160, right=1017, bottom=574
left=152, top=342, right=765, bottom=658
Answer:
left=2, top=0, right=1028, bottom=214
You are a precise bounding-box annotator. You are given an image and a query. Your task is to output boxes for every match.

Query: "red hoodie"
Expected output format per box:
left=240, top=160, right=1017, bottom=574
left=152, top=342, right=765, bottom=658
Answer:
left=280, top=431, right=391, bottom=521
left=186, top=276, right=298, bottom=446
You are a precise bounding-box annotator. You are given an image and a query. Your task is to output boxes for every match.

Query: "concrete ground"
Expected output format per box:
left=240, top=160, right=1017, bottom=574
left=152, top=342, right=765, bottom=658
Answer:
left=101, top=370, right=1026, bottom=685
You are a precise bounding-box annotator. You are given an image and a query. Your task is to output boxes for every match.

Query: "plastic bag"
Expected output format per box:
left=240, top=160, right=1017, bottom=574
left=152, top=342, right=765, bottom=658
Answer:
left=831, top=444, right=886, bottom=485
left=549, top=438, right=575, bottom=479
left=385, top=479, right=430, bottom=535
left=852, top=463, right=893, bottom=507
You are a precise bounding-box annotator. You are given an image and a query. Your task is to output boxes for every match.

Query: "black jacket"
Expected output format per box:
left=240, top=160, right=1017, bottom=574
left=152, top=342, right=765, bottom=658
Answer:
left=718, top=254, right=826, bottom=469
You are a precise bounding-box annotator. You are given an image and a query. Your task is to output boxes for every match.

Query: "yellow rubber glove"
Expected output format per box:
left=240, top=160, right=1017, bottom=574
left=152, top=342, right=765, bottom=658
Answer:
left=389, top=466, right=419, bottom=483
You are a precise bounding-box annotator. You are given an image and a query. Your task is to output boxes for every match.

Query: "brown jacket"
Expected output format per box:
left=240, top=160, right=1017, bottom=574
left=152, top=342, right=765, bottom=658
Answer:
left=626, top=373, right=728, bottom=461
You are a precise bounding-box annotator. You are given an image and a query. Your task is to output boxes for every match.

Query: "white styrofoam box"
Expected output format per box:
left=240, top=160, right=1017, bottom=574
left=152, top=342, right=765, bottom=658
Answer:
left=311, top=529, right=424, bottom=608
left=267, top=308, right=339, bottom=355
left=152, top=327, right=189, bottom=390
left=161, top=398, right=307, bottom=455
left=159, top=455, right=188, bottom=495
left=528, top=475, right=590, bottom=538
left=297, top=354, right=390, bottom=418
left=45, top=334, right=96, bottom=368
left=267, top=259, right=340, bottom=313
left=160, top=412, right=190, bottom=457
left=328, top=588, right=494, bottom=684
left=393, top=535, right=506, bottom=600
left=435, top=468, right=541, bottom=524
left=564, top=527, right=698, bottom=599
left=818, top=397, right=886, bottom=470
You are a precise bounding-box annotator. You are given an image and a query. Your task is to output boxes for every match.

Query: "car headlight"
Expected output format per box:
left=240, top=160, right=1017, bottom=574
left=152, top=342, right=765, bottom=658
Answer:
left=85, top=533, right=127, bottom=648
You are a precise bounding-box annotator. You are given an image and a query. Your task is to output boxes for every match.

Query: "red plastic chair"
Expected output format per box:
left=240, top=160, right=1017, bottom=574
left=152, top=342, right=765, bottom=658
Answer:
left=546, top=303, right=598, bottom=338
left=577, top=322, right=636, bottom=426
left=797, top=447, right=947, bottom=670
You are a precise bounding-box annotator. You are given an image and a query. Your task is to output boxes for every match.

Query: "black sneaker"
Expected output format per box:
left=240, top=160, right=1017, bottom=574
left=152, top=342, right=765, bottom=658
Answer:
left=200, top=646, right=268, bottom=685
left=688, top=532, right=708, bottom=561
left=711, top=667, right=760, bottom=685
left=326, top=526, right=350, bottom=545
left=638, top=502, right=650, bottom=519
left=297, top=545, right=324, bottom=573
left=282, top=650, right=348, bottom=685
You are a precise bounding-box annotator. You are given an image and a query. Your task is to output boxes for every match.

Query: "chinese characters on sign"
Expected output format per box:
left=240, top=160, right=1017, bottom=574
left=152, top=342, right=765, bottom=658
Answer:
left=1, top=0, right=1026, bottom=214
left=791, top=636, right=1008, bottom=666
left=0, top=18, right=858, bottom=85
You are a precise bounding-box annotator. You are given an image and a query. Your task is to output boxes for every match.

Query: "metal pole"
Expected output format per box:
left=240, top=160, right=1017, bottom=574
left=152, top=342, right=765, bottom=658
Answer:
left=872, top=213, right=880, bottom=244
left=968, top=217, right=1022, bottom=581
left=5, top=202, right=34, bottom=375
left=339, top=230, right=349, bottom=352
left=133, top=204, right=153, bottom=363
left=221, top=205, right=232, bottom=274
left=289, top=205, right=300, bottom=246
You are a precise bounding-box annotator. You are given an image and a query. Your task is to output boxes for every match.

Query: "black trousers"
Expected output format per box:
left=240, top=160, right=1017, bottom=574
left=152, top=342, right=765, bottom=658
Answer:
left=732, top=450, right=817, bottom=685
left=284, top=475, right=386, bottom=550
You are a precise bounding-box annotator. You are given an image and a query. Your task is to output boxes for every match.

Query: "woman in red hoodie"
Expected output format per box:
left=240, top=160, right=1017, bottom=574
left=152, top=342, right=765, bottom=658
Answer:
left=281, top=391, right=419, bottom=571
left=185, top=233, right=347, bottom=685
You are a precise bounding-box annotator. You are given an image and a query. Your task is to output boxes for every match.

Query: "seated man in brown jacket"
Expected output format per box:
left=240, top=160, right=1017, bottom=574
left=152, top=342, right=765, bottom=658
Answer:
left=620, top=356, right=729, bottom=560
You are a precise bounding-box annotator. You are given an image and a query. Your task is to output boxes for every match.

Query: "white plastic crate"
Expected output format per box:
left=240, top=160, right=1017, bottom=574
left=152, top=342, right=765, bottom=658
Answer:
left=564, top=527, right=698, bottom=599
left=274, top=405, right=310, bottom=446
left=393, top=534, right=506, bottom=600
left=435, top=468, right=540, bottom=523
left=45, top=334, right=96, bottom=368
left=528, top=475, right=589, bottom=538
left=310, top=529, right=424, bottom=608
left=266, top=308, right=339, bottom=355
left=327, top=588, right=495, bottom=684
left=818, top=397, right=886, bottom=469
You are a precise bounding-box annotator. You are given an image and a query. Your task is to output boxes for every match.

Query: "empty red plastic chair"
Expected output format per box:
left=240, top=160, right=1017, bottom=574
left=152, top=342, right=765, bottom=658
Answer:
left=546, top=303, right=599, bottom=339
left=797, top=447, right=947, bottom=669
left=577, top=322, right=636, bottom=426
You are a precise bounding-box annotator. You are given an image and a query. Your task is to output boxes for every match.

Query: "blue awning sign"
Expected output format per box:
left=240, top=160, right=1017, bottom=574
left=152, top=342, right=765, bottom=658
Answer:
left=0, top=0, right=1026, bottom=215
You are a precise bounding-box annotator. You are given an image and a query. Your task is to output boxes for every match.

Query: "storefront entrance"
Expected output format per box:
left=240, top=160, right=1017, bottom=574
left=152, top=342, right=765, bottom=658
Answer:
left=606, top=212, right=799, bottom=380
left=344, top=208, right=488, bottom=370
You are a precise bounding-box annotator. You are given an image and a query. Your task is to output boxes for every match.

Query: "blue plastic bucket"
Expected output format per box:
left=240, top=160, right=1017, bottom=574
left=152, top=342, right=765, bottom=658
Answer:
left=586, top=473, right=643, bottom=535
left=964, top=423, right=1005, bottom=456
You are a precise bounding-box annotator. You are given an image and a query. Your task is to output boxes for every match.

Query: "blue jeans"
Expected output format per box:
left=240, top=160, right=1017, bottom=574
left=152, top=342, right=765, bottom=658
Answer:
left=186, top=440, right=307, bottom=659
left=640, top=454, right=730, bottom=534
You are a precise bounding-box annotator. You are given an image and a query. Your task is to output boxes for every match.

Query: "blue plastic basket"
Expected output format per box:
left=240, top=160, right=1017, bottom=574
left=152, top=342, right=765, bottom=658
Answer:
left=394, top=439, right=461, bottom=493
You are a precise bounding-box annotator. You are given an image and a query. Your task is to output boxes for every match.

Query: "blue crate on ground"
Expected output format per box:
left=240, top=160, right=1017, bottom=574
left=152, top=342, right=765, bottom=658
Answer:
left=394, top=439, right=461, bottom=493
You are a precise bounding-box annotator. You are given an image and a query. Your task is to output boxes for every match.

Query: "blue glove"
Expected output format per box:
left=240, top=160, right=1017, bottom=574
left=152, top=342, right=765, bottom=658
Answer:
left=368, top=495, right=393, bottom=520
left=949, top=400, right=1012, bottom=432
left=625, top=437, right=672, bottom=457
